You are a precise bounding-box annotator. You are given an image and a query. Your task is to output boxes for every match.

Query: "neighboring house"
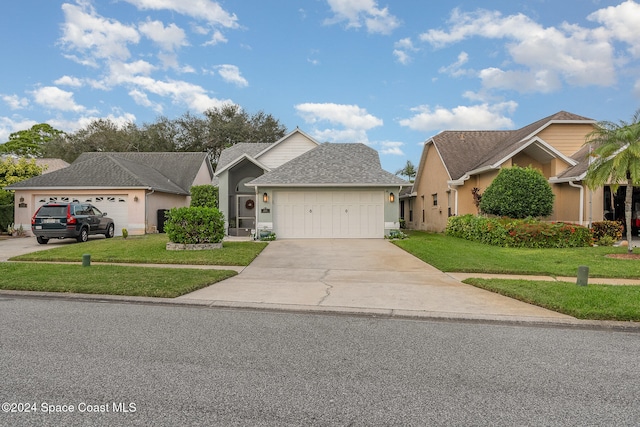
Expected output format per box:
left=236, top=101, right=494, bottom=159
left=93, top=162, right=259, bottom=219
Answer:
left=6, top=152, right=214, bottom=236
left=215, top=128, right=408, bottom=238
left=35, top=158, right=70, bottom=173
left=403, top=111, right=619, bottom=232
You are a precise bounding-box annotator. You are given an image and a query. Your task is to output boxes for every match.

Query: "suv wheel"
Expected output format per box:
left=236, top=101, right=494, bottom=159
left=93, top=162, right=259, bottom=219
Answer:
left=77, top=228, right=89, bottom=243
left=36, top=236, right=49, bottom=245
left=105, top=223, right=115, bottom=238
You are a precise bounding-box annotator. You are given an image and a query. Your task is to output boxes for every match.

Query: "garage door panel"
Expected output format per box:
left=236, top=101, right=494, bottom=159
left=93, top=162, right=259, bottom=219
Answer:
left=274, top=190, right=383, bottom=238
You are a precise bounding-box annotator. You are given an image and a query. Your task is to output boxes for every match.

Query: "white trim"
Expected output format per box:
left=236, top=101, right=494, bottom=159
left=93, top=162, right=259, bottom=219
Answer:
left=213, top=153, right=271, bottom=177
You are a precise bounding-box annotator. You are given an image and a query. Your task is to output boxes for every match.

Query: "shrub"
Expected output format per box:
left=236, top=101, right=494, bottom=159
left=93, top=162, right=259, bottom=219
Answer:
left=122, top=228, right=128, bottom=239
left=0, top=205, right=14, bottom=232
left=479, top=166, right=554, bottom=218
left=446, top=214, right=592, bottom=248
left=190, top=185, right=218, bottom=208
left=592, top=220, right=623, bottom=242
left=164, top=207, right=225, bottom=244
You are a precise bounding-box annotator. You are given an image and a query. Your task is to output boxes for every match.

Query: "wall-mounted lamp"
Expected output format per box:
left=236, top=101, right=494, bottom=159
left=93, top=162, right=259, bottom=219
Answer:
left=389, top=192, right=395, bottom=203
left=134, top=196, right=139, bottom=202
left=263, top=192, right=269, bottom=203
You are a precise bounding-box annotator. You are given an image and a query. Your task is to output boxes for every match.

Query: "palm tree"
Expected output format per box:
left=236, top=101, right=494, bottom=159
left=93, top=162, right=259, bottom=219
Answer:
left=395, top=160, right=416, bottom=182
left=584, top=109, right=640, bottom=253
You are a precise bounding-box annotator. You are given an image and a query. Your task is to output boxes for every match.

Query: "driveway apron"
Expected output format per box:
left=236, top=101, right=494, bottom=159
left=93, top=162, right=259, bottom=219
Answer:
left=180, top=239, right=572, bottom=320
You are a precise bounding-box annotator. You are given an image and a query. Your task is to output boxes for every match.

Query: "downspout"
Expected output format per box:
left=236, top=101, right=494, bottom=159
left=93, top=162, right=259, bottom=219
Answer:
left=145, top=188, right=155, bottom=233
left=448, top=185, right=458, bottom=216
left=568, top=181, right=584, bottom=225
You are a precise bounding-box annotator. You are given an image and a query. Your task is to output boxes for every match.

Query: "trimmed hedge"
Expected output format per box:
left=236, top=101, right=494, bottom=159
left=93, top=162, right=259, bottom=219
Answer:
left=190, top=185, right=218, bottom=209
left=446, top=214, right=592, bottom=248
left=164, top=206, right=225, bottom=244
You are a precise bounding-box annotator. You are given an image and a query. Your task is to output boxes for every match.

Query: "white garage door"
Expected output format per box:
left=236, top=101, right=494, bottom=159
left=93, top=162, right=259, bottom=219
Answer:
left=35, top=195, right=129, bottom=237
left=273, top=190, right=384, bottom=238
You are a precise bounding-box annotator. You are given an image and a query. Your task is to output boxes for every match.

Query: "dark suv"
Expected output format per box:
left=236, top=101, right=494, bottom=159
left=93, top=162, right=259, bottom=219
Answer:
left=31, top=203, right=115, bottom=244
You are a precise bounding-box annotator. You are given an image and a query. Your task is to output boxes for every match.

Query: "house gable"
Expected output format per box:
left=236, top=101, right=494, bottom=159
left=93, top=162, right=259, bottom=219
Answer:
left=254, top=128, right=319, bottom=169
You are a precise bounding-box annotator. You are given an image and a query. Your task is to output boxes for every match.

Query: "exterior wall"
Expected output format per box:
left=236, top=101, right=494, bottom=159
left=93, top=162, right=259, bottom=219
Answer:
left=258, top=133, right=317, bottom=169
left=192, top=161, right=214, bottom=186
left=512, top=152, right=545, bottom=175
left=537, top=123, right=594, bottom=157
left=408, top=143, right=452, bottom=232
left=551, top=184, right=604, bottom=226
left=145, top=192, right=189, bottom=234
left=217, top=172, right=230, bottom=231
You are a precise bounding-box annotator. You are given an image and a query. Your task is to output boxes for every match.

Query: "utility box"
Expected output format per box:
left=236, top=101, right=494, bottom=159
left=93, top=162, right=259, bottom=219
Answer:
left=157, top=209, right=169, bottom=233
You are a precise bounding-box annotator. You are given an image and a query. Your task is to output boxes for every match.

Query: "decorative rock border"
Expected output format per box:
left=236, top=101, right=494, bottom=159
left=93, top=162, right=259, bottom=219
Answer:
left=166, top=242, right=222, bottom=251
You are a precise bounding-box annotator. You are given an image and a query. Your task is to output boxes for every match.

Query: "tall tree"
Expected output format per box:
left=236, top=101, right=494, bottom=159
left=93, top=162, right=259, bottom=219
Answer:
left=395, top=160, right=416, bottom=182
left=584, top=110, right=640, bottom=253
left=0, top=123, right=64, bottom=157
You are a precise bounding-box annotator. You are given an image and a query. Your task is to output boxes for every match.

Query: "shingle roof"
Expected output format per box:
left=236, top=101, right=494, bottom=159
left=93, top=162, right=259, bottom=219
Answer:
left=216, top=143, right=273, bottom=171
left=247, top=143, right=408, bottom=186
left=431, top=111, right=595, bottom=180
left=7, top=152, right=210, bottom=194
left=554, top=144, right=592, bottom=181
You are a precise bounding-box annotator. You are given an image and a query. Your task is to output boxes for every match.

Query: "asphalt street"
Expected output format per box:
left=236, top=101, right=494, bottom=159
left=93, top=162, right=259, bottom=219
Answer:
left=1, top=298, right=639, bottom=426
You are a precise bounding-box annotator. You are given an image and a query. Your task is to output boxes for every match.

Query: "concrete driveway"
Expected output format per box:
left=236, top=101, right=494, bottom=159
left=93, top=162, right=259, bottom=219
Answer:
left=180, top=239, right=573, bottom=322
left=0, top=235, right=105, bottom=261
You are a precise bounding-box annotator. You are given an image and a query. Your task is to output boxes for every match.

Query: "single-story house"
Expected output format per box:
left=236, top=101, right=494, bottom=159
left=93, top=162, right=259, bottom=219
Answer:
left=215, top=128, right=408, bottom=238
left=402, top=110, right=634, bottom=232
left=6, top=152, right=214, bottom=236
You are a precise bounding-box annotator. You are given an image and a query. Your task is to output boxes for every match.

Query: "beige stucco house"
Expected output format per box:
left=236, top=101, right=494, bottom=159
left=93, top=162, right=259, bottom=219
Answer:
left=6, top=152, right=214, bottom=236
left=402, top=111, right=621, bottom=232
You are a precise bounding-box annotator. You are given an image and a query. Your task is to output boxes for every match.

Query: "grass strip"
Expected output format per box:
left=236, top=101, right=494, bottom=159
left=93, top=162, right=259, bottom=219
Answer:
left=0, top=263, right=237, bottom=298
left=393, top=231, right=640, bottom=278
left=464, top=278, right=640, bottom=321
left=11, top=234, right=267, bottom=266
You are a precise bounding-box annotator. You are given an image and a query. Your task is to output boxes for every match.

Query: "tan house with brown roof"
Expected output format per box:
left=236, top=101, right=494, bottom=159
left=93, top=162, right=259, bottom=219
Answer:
left=402, top=111, right=614, bottom=232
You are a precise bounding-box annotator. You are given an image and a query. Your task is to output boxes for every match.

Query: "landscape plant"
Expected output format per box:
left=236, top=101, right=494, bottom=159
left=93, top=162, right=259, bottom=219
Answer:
left=479, top=166, right=554, bottom=218
left=190, top=185, right=218, bottom=208
left=164, top=206, right=225, bottom=244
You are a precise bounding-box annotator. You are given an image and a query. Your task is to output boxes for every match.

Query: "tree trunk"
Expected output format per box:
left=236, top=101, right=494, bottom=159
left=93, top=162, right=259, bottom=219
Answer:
left=625, top=182, right=634, bottom=253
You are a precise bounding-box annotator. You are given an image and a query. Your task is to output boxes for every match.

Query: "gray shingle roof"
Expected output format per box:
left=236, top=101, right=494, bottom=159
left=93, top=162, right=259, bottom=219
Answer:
left=432, top=111, right=594, bottom=180
left=216, top=143, right=273, bottom=171
left=7, top=152, right=210, bottom=194
left=247, top=143, right=408, bottom=186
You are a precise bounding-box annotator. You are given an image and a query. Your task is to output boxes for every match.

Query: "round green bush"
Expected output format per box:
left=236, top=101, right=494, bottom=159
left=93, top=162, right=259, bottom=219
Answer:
left=164, top=206, right=225, bottom=244
left=479, top=166, right=554, bottom=219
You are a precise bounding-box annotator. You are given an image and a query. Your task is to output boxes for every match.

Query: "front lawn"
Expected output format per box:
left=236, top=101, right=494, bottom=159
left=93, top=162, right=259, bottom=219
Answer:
left=11, top=234, right=267, bottom=266
left=393, top=231, right=640, bottom=279
left=0, top=263, right=236, bottom=298
left=465, top=278, right=640, bottom=321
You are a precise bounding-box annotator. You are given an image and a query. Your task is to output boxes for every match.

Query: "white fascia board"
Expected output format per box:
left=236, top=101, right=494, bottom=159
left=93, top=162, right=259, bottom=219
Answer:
left=213, top=154, right=270, bottom=177
left=9, top=186, right=152, bottom=191
left=549, top=172, right=587, bottom=184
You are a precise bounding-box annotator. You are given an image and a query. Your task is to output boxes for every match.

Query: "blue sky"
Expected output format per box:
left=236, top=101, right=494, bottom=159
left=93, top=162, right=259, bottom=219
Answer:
left=1, top=0, right=640, bottom=174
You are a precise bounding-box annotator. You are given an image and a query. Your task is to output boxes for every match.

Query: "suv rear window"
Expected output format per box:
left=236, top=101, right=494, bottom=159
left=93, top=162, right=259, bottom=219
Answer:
left=37, top=206, right=67, bottom=217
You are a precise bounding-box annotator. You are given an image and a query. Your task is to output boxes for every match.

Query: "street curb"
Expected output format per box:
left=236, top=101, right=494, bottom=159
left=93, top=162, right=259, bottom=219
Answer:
left=2, top=289, right=638, bottom=332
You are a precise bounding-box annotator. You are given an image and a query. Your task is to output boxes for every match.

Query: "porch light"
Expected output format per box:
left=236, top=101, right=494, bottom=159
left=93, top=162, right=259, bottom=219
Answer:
left=389, top=192, right=395, bottom=203
left=263, top=192, right=269, bottom=203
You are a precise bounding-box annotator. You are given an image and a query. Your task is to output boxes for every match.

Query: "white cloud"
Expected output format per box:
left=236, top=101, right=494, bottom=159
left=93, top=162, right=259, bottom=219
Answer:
left=379, top=141, right=404, bottom=155
left=588, top=0, right=640, bottom=57
left=419, top=7, right=617, bottom=92
left=60, top=2, right=140, bottom=63
left=0, top=117, right=37, bottom=142
left=203, top=29, right=228, bottom=46
left=393, top=37, right=418, bottom=64
left=123, top=0, right=239, bottom=29
left=438, top=51, right=471, bottom=77
left=295, top=102, right=383, bottom=129
left=324, top=0, right=400, bottom=35
left=399, top=102, right=517, bottom=132
left=54, top=75, right=84, bottom=87
left=216, top=64, right=248, bottom=87
left=31, top=86, right=86, bottom=113
left=2, top=94, right=29, bottom=110
left=138, top=19, right=188, bottom=51
left=295, top=102, right=383, bottom=143
left=49, top=112, right=138, bottom=136
left=129, top=89, right=163, bottom=113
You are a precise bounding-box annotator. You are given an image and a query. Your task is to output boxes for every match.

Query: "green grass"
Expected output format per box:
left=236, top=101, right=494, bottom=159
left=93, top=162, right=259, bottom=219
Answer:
left=0, top=263, right=237, bottom=298
left=11, top=234, right=267, bottom=266
left=464, top=278, right=640, bottom=321
left=393, top=231, right=640, bottom=278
